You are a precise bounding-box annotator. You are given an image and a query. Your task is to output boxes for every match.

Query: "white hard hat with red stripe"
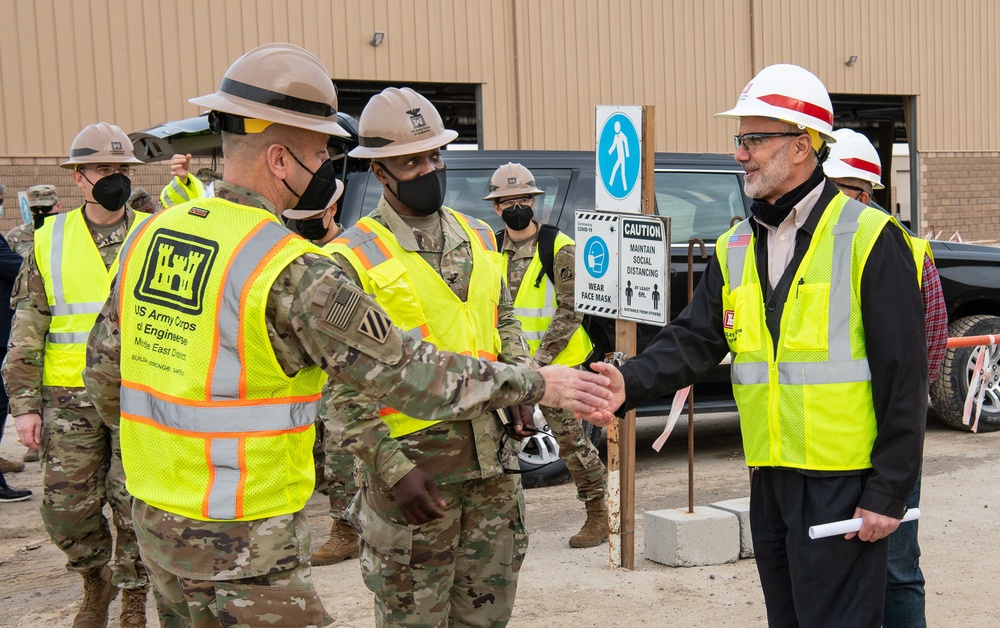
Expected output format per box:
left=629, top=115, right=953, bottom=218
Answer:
left=823, top=128, right=885, bottom=189
left=716, top=64, right=836, bottom=147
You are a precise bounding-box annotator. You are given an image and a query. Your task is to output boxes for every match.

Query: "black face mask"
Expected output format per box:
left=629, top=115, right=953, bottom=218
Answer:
left=294, top=216, right=329, bottom=241
left=381, top=164, right=447, bottom=216
left=32, top=208, right=54, bottom=229
left=281, top=148, right=340, bottom=213
left=86, top=172, right=132, bottom=212
left=501, top=204, right=534, bottom=231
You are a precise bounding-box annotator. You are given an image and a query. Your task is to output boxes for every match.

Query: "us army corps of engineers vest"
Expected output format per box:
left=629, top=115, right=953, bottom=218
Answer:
left=34, top=207, right=147, bottom=387
left=329, top=208, right=503, bottom=438
left=117, top=198, right=325, bottom=521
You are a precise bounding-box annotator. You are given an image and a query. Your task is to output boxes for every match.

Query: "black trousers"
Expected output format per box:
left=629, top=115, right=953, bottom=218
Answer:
left=750, top=467, right=889, bottom=628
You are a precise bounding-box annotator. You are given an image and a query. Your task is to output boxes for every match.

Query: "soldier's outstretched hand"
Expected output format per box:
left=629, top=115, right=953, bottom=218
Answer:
left=169, top=153, right=193, bottom=181
left=538, top=365, right=612, bottom=418
left=393, top=468, right=447, bottom=525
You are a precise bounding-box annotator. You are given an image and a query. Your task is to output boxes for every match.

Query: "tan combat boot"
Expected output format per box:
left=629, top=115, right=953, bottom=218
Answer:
left=23, top=448, right=40, bottom=463
left=120, top=588, right=147, bottom=627
left=73, top=565, right=118, bottom=628
left=0, top=456, right=25, bottom=473
left=311, top=520, right=360, bottom=566
left=569, top=496, right=610, bottom=548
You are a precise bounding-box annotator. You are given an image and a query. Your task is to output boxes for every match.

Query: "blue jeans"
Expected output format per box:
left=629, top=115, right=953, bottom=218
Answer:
left=884, top=470, right=925, bottom=628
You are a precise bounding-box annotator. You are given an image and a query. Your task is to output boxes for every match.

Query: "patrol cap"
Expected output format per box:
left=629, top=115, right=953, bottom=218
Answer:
left=127, top=187, right=157, bottom=212
left=61, top=122, right=144, bottom=169
left=349, top=87, right=458, bottom=159
left=27, top=184, right=59, bottom=208
left=484, top=163, right=544, bottom=200
left=189, top=42, right=349, bottom=138
left=281, top=179, right=345, bottom=220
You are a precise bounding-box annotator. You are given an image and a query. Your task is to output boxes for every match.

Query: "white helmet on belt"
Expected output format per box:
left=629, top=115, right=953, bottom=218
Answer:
left=716, top=64, right=836, bottom=147
left=823, top=128, right=885, bottom=189
left=483, top=163, right=544, bottom=200
left=189, top=42, right=348, bottom=137
left=61, top=122, right=143, bottom=169
left=348, top=87, right=458, bottom=159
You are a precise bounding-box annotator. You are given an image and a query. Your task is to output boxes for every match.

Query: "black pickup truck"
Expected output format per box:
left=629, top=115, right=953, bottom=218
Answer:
left=131, top=115, right=1000, bottom=438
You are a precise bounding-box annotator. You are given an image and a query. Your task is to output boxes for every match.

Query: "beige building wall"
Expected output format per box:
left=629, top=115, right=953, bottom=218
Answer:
left=0, top=0, right=998, bottom=239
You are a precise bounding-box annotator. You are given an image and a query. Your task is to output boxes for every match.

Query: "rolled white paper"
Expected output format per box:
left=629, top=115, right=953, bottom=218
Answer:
left=808, top=508, right=921, bottom=540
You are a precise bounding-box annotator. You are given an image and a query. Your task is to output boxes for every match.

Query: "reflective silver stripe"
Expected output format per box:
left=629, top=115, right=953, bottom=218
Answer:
left=49, top=213, right=67, bottom=305
left=206, top=438, right=240, bottom=520
left=51, top=302, right=105, bottom=316
left=404, top=326, right=424, bottom=342
left=211, top=221, right=290, bottom=400
left=354, top=238, right=389, bottom=267
left=121, top=386, right=319, bottom=432
left=514, top=306, right=557, bottom=318
left=731, top=359, right=871, bottom=385
left=169, top=179, right=193, bottom=202
left=725, top=221, right=753, bottom=289
left=48, top=332, right=90, bottom=344
left=828, top=200, right=866, bottom=362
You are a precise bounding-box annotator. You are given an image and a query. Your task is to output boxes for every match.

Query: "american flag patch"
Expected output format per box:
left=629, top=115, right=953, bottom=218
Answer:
left=357, top=307, right=391, bottom=343
left=324, top=286, right=361, bottom=329
left=728, top=234, right=751, bottom=248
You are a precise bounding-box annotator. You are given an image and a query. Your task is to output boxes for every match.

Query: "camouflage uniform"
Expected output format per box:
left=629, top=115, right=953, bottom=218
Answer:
left=328, top=197, right=534, bottom=627
left=5, top=222, right=35, bottom=258
left=1, top=206, right=147, bottom=592
left=83, top=183, right=547, bottom=628
left=500, top=222, right=606, bottom=503
left=313, top=389, right=359, bottom=521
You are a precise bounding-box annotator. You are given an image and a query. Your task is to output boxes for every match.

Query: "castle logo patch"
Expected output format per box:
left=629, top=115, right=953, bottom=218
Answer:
left=724, top=310, right=735, bottom=329
left=134, top=229, right=218, bottom=315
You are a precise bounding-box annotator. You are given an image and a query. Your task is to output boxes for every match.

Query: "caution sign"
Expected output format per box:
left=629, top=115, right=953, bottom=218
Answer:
left=619, top=216, right=669, bottom=325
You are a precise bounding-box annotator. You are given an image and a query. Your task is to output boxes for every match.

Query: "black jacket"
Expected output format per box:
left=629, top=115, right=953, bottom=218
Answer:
left=619, top=180, right=927, bottom=518
left=0, top=236, right=23, bottom=416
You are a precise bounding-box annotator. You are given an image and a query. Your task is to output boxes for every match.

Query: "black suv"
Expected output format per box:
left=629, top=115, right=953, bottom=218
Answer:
left=131, top=115, right=1000, bottom=437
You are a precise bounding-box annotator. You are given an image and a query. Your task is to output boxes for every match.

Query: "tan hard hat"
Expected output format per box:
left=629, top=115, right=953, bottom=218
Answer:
left=483, top=163, right=544, bottom=200
left=27, top=184, right=59, bottom=208
left=61, top=122, right=143, bottom=169
left=189, top=42, right=348, bottom=138
left=282, top=179, right=345, bottom=220
left=348, top=87, right=458, bottom=159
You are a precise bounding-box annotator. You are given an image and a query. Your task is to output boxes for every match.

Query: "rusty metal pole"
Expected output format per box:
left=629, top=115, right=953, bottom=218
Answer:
left=686, top=239, right=706, bottom=513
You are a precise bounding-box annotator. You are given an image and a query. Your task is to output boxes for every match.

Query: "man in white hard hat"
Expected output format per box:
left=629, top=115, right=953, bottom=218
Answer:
left=82, top=45, right=611, bottom=628
left=825, top=128, right=947, bottom=628
left=486, top=162, right=610, bottom=548
left=585, top=64, right=927, bottom=627
left=326, top=87, right=539, bottom=626
left=4, top=122, right=151, bottom=627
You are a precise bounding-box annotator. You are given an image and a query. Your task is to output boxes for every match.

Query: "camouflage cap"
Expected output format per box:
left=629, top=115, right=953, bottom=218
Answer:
left=27, top=184, right=59, bottom=208
left=128, top=187, right=157, bottom=212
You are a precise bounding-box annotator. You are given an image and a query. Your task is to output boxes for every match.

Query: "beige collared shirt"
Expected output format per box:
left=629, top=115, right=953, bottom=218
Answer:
left=754, top=181, right=825, bottom=289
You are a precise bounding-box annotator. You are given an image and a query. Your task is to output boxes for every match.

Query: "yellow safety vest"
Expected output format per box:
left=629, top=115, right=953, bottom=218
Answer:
left=117, top=198, right=326, bottom=521
left=502, top=230, right=593, bottom=366
left=160, top=174, right=206, bottom=209
left=34, top=207, right=147, bottom=387
left=328, top=208, right=503, bottom=438
left=716, top=194, right=894, bottom=470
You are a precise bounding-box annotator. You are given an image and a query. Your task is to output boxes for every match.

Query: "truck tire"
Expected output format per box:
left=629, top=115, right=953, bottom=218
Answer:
left=930, top=314, right=1000, bottom=432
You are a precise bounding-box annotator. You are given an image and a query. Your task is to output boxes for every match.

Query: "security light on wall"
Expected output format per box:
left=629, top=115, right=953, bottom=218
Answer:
left=845, top=55, right=859, bottom=67
left=370, top=31, right=385, bottom=46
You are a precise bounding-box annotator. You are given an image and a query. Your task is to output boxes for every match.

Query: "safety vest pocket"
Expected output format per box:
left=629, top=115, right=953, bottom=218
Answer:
left=727, top=285, right=762, bottom=353
left=367, top=258, right=429, bottom=331
left=783, top=282, right=831, bottom=352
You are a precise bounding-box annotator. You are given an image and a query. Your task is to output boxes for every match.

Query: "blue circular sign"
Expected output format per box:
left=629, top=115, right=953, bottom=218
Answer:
left=598, top=112, right=640, bottom=200
left=584, top=236, right=609, bottom=278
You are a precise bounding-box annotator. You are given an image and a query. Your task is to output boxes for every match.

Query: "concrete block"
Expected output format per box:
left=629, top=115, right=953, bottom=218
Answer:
left=643, top=506, right=739, bottom=567
left=710, top=497, right=754, bottom=558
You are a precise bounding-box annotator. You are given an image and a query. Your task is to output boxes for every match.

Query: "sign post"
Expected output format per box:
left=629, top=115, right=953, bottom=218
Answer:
left=579, top=104, right=660, bottom=569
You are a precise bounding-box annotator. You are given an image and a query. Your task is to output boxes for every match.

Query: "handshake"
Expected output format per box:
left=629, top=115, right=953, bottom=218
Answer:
left=535, top=362, right=625, bottom=427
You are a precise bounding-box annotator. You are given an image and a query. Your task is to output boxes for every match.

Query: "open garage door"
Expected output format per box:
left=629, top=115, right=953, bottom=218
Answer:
left=335, top=81, right=481, bottom=148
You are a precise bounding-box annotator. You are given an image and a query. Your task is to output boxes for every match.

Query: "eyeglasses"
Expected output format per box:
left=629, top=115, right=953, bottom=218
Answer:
left=497, top=197, right=533, bottom=211
left=83, top=165, right=134, bottom=177
left=733, top=132, right=804, bottom=152
left=835, top=182, right=867, bottom=200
